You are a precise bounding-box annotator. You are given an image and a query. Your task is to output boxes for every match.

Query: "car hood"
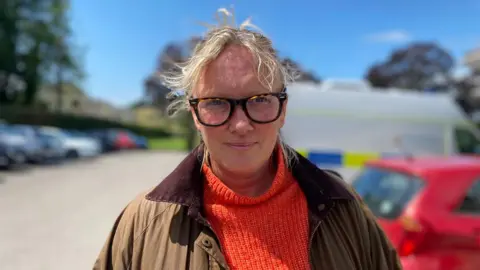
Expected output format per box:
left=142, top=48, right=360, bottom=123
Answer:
left=0, top=134, right=27, bottom=146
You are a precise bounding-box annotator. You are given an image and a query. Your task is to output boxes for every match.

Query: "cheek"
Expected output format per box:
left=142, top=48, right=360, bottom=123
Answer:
left=198, top=126, right=227, bottom=142
left=255, top=123, right=280, bottom=142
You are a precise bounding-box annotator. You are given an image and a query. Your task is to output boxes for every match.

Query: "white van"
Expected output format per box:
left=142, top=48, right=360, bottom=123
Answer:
left=282, top=82, right=480, bottom=169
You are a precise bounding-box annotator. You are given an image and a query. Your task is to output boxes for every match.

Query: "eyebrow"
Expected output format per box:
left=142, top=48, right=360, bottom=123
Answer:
left=192, top=91, right=280, bottom=100
left=192, top=86, right=286, bottom=99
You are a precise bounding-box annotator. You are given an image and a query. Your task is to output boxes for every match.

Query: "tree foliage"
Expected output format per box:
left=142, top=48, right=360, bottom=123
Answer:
left=281, top=57, right=321, bottom=83
left=0, top=0, right=83, bottom=105
left=455, top=72, right=480, bottom=114
left=365, top=42, right=455, bottom=90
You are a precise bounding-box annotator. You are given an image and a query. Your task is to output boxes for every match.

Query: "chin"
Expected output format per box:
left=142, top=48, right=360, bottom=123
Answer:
left=221, top=155, right=267, bottom=173
left=210, top=144, right=269, bottom=171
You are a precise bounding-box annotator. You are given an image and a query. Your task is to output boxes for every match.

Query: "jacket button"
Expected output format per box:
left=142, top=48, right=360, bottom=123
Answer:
left=202, top=238, right=212, bottom=248
left=317, top=204, right=325, bottom=211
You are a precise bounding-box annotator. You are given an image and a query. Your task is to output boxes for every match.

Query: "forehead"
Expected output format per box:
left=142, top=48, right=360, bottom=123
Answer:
left=195, top=44, right=273, bottom=98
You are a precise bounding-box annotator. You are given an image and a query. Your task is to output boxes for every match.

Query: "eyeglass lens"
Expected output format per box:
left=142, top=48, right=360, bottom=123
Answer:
left=197, top=95, right=281, bottom=125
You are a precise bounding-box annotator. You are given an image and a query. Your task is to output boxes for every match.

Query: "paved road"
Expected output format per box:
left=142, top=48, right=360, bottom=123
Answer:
left=0, top=151, right=358, bottom=270
left=0, top=151, right=187, bottom=270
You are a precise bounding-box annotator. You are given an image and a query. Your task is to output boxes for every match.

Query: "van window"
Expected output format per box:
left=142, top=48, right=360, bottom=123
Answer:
left=352, top=166, right=424, bottom=219
left=455, top=127, right=480, bottom=154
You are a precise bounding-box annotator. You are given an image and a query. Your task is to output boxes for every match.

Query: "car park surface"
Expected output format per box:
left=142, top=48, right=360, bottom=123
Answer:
left=0, top=151, right=186, bottom=270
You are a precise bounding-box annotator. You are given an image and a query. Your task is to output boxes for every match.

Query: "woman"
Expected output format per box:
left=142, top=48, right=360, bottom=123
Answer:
left=94, top=8, right=401, bottom=270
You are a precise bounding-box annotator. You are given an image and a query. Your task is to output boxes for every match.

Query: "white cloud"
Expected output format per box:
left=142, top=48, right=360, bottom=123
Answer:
left=365, top=30, right=412, bottom=43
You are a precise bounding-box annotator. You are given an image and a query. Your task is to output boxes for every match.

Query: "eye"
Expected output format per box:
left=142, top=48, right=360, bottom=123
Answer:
left=205, top=99, right=227, bottom=106
left=250, top=96, right=270, bottom=103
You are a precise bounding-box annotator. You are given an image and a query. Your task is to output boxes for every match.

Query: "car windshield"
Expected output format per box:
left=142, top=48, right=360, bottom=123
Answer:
left=39, top=128, right=68, bottom=139
left=39, top=133, right=55, bottom=140
left=352, top=166, right=424, bottom=219
left=66, top=131, right=85, bottom=138
left=0, top=125, right=23, bottom=136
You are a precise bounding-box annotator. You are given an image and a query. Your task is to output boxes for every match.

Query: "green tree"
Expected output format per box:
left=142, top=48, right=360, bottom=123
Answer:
left=365, top=42, right=455, bottom=90
left=281, top=57, right=321, bottom=83
left=0, top=0, right=22, bottom=102
left=455, top=73, right=480, bottom=115
left=0, top=0, right=84, bottom=106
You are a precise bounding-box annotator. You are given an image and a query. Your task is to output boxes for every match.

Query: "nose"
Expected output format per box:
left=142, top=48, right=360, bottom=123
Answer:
left=228, top=105, right=253, bottom=134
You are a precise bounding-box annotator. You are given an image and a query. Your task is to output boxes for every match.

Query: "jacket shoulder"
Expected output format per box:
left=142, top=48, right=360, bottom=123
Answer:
left=93, top=191, right=181, bottom=270
left=322, top=168, right=362, bottom=201
left=116, top=191, right=181, bottom=241
left=329, top=190, right=402, bottom=269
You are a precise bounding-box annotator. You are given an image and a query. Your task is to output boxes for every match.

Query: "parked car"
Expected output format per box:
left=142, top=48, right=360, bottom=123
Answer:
left=125, top=131, right=149, bottom=149
left=115, top=129, right=137, bottom=150
left=36, top=130, right=67, bottom=162
left=87, top=129, right=111, bottom=152
left=88, top=129, right=135, bottom=152
left=351, top=155, right=480, bottom=269
left=0, top=125, right=28, bottom=169
left=10, top=125, right=45, bottom=163
left=36, top=127, right=101, bottom=159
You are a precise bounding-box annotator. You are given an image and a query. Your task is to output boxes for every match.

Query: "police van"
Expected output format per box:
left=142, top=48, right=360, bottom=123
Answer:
left=282, top=82, right=480, bottom=171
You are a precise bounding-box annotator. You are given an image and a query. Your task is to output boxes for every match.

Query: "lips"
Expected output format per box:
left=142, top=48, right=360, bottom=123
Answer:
left=225, top=142, right=256, bottom=150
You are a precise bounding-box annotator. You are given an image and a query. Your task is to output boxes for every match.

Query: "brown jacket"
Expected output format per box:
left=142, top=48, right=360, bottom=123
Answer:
left=93, top=146, right=402, bottom=270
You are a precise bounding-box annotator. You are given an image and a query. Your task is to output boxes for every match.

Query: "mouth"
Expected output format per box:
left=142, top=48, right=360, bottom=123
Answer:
left=224, top=142, right=257, bottom=150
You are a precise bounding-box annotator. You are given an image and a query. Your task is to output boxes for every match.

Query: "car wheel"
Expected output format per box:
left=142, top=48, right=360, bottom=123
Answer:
left=66, top=150, right=79, bottom=159
left=0, top=155, right=11, bottom=170
left=14, top=151, right=27, bottom=165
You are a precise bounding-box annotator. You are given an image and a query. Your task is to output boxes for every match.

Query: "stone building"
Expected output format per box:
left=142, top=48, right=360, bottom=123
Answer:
left=37, top=83, right=135, bottom=123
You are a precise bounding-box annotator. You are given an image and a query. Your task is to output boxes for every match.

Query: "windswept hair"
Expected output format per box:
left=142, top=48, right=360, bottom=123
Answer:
left=160, top=7, right=299, bottom=167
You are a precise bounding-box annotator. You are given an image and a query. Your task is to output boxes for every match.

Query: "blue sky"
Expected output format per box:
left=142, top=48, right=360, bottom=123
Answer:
left=70, top=0, right=480, bottom=107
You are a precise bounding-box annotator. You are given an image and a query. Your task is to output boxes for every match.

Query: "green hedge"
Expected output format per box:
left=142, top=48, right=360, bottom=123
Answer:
left=0, top=105, right=172, bottom=138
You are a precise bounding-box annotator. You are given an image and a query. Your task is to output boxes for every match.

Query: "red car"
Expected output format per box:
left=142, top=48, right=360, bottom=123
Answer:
left=115, top=130, right=136, bottom=149
left=351, top=155, right=480, bottom=270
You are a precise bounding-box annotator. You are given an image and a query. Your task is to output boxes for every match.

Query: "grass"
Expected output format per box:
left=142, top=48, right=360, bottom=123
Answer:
left=148, top=137, right=187, bottom=151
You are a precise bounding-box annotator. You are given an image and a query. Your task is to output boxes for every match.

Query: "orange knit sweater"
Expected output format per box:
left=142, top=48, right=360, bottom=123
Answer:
left=202, top=149, right=310, bottom=270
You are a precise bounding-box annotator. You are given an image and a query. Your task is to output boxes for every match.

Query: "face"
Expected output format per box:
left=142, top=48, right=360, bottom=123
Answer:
left=191, top=44, right=287, bottom=174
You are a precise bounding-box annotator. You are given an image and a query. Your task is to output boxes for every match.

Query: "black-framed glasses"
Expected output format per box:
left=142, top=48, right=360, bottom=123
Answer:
left=188, top=89, right=288, bottom=127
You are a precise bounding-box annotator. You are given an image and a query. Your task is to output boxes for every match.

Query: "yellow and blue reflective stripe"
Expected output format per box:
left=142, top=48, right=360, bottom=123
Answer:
left=297, top=149, right=400, bottom=168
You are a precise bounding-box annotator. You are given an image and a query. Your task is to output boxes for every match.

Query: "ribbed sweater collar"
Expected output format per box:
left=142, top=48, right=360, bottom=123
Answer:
left=202, top=148, right=294, bottom=206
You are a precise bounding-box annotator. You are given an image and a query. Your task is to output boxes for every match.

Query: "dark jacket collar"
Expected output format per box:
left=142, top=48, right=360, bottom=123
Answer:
left=146, top=145, right=355, bottom=219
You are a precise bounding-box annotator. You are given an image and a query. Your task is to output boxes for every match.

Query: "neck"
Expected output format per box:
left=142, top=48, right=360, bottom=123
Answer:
left=209, top=158, right=276, bottom=197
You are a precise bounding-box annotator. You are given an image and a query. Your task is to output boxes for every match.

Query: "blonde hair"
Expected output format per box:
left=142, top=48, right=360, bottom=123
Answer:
left=160, top=7, right=299, bottom=167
